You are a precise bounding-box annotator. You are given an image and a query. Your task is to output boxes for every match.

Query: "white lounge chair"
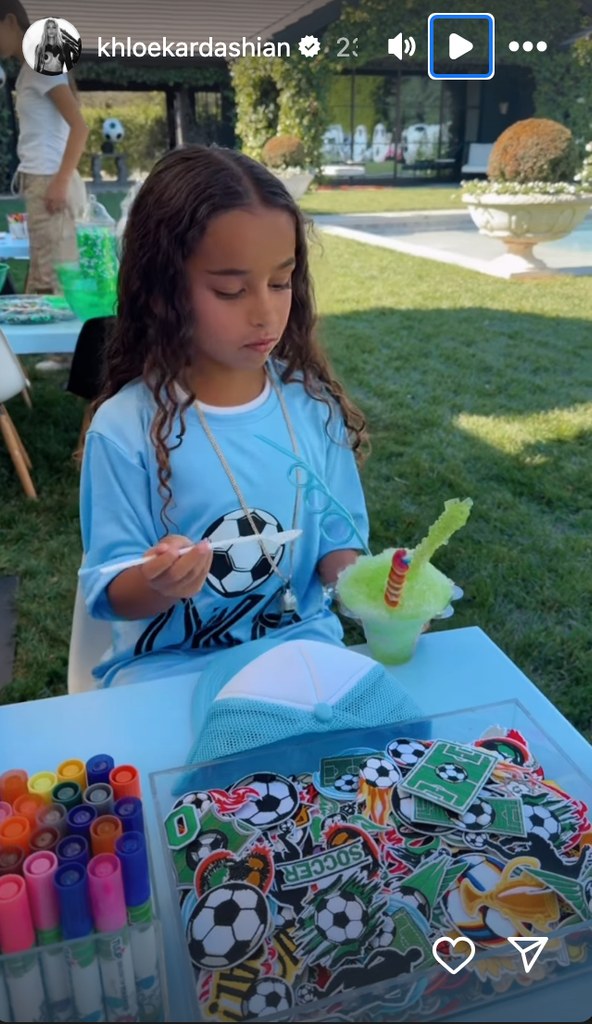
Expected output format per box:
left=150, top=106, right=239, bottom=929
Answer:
left=461, top=143, right=493, bottom=176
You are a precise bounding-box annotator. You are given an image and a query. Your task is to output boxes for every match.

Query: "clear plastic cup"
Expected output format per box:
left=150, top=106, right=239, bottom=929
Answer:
left=360, top=611, right=429, bottom=665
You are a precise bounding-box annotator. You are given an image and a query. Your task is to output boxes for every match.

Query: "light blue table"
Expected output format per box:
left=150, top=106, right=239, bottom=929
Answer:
left=1, top=626, right=590, bottom=1021
left=0, top=234, right=29, bottom=261
left=2, top=317, right=82, bottom=356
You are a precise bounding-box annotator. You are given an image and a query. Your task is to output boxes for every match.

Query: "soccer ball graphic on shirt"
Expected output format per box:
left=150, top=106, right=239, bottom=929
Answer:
left=102, top=117, right=125, bottom=141
left=206, top=508, right=286, bottom=596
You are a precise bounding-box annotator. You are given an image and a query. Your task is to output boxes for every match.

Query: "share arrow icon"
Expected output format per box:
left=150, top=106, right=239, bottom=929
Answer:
left=507, top=936, right=549, bottom=973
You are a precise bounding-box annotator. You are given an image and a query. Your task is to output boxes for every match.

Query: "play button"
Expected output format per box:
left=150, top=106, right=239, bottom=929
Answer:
left=449, top=32, right=473, bottom=60
left=428, top=13, right=495, bottom=80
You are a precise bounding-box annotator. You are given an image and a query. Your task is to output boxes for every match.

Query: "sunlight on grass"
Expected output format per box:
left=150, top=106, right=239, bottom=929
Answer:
left=455, top=405, right=592, bottom=460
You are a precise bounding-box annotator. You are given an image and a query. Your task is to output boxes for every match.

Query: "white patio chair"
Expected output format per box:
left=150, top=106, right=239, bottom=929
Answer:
left=0, top=327, right=36, bottom=498
left=67, top=575, right=111, bottom=694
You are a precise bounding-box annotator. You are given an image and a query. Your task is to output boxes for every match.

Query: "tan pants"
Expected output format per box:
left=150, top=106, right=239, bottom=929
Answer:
left=19, top=170, right=87, bottom=294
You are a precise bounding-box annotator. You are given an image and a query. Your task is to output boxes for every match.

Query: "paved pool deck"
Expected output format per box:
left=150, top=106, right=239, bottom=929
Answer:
left=314, top=210, right=592, bottom=279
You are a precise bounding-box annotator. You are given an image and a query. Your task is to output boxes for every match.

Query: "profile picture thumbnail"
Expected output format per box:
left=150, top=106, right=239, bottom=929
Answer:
left=22, top=16, right=81, bottom=75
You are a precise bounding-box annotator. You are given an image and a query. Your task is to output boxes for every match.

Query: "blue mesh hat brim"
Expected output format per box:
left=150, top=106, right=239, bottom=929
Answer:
left=186, top=660, right=422, bottom=765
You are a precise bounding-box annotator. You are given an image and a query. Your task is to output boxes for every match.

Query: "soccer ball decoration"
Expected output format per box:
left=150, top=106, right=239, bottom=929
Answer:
left=436, top=763, right=468, bottom=783
left=399, top=886, right=430, bottom=919
left=242, top=978, right=293, bottom=1018
left=387, top=738, right=428, bottom=770
left=316, top=892, right=368, bottom=944
left=172, top=791, right=213, bottom=816
left=187, top=882, right=269, bottom=969
left=523, top=802, right=562, bottom=843
left=102, top=117, right=125, bottom=142
left=232, top=773, right=299, bottom=829
left=333, top=773, right=359, bottom=794
left=207, top=509, right=284, bottom=596
left=459, top=799, right=494, bottom=831
left=360, top=756, right=400, bottom=789
left=185, top=830, right=228, bottom=873
left=369, top=914, right=396, bottom=948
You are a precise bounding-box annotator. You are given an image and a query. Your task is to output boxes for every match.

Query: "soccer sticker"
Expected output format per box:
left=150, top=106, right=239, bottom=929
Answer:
left=231, top=773, right=299, bottom=829
left=401, top=740, right=499, bottom=812
left=187, top=882, right=270, bottom=969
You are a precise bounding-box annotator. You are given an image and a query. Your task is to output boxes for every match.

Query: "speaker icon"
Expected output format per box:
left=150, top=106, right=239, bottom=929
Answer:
left=388, top=32, right=416, bottom=59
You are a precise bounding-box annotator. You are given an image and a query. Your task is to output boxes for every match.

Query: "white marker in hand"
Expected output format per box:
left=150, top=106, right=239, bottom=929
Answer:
left=98, top=529, right=303, bottom=575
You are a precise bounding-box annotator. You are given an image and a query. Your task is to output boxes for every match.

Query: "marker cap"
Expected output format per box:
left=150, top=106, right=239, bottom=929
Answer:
left=109, top=765, right=141, bottom=801
left=27, top=771, right=58, bottom=804
left=13, top=792, right=46, bottom=827
left=0, top=815, right=31, bottom=855
left=0, top=874, right=35, bottom=953
left=0, top=802, right=12, bottom=823
left=23, top=850, right=60, bottom=932
left=0, top=846, right=25, bottom=877
left=30, top=826, right=60, bottom=854
left=86, top=754, right=115, bottom=787
left=0, top=770, right=28, bottom=806
left=54, top=863, right=93, bottom=940
left=52, top=781, right=82, bottom=810
left=114, top=796, right=144, bottom=834
left=90, top=815, right=123, bottom=856
left=115, top=831, right=150, bottom=908
left=67, top=803, right=98, bottom=839
left=83, top=783, right=114, bottom=815
left=56, top=834, right=89, bottom=869
left=57, top=759, right=87, bottom=791
left=36, top=803, right=68, bottom=837
left=88, top=853, right=127, bottom=932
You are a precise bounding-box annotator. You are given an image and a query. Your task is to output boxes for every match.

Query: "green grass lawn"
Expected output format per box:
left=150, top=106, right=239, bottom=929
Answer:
left=0, top=214, right=590, bottom=740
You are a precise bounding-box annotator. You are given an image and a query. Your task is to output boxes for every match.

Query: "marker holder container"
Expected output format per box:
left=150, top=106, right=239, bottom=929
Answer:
left=151, top=700, right=592, bottom=1023
left=0, top=916, right=168, bottom=1023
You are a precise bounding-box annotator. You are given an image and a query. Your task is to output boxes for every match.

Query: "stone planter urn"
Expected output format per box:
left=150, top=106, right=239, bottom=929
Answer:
left=272, top=170, right=315, bottom=201
left=462, top=192, right=592, bottom=277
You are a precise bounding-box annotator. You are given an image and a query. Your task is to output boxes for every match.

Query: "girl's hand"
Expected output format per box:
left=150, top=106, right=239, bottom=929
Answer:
left=140, top=535, right=213, bottom=599
left=44, top=175, right=69, bottom=214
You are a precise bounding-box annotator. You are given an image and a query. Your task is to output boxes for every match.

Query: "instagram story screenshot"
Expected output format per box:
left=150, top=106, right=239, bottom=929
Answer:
left=0, top=1, right=591, bottom=1022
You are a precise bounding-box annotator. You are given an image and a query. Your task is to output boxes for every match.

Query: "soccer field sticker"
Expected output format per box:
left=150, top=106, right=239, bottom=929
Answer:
left=401, top=740, right=498, bottom=812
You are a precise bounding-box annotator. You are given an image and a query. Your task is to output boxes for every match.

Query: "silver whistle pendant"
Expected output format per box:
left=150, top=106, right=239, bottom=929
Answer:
left=281, top=586, right=298, bottom=614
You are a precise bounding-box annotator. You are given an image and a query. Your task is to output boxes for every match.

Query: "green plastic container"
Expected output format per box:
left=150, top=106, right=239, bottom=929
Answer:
left=55, top=262, right=117, bottom=321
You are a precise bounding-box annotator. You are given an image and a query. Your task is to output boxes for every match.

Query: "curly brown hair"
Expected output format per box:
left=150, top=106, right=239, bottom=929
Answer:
left=97, top=145, right=369, bottom=526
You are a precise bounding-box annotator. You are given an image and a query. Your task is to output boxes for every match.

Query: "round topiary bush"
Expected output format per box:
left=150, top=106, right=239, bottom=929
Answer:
left=261, top=134, right=306, bottom=169
left=488, top=118, right=577, bottom=183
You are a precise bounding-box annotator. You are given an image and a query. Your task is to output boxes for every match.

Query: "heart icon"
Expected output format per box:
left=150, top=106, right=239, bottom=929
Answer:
left=432, top=935, right=476, bottom=974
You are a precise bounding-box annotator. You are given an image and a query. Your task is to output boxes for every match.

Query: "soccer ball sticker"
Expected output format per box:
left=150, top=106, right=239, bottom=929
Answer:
left=231, top=773, right=299, bottom=829
left=242, top=978, right=293, bottom=1018
left=358, top=756, right=400, bottom=826
left=172, top=791, right=213, bottom=816
left=316, top=892, right=368, bottom=945
left=360, top=756, right=401, bottom=789
left=206, top=509, right=285, bottom=596
left=458, top=799, right=494, bottom=832
left=523, top=802, right=562, bottom=843
left=436, top=763, right=468, bottom=784
left=333, top=773, right=359, bottom=794
left=185, top=830, right=228, bottom=874
left=386, top=738, right=429, bottom=771
left=187, top=882, right=269, bottom=969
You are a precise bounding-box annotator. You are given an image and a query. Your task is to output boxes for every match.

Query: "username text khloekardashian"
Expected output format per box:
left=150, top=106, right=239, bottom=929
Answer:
left=97, top=36, right=291, bottom=58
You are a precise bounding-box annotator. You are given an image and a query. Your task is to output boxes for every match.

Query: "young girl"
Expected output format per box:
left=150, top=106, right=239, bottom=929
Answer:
left=79, top=144, right=371, bottom=689
left=0, top=1, right=88, bottom=293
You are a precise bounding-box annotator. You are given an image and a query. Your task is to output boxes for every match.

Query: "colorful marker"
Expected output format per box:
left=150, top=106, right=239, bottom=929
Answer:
left=0, top=846, right=24, bottom=878
left=90, top=816, right=123, bottom=857
left=52, top=781, right=83, bottom=812
left=57, top=759, right=87, bottom=792
left=109, top=766, right=141, bottom=802
left=24, top=851, right=73, bottom=1021
left=88, top=854, right=138, bottom=1022
left=0, top=769, right=28, bottom=806
left=114, top=797, right=144, bottom=835
left=55, top=863, right=106, bottom=1022
left=67, top=803, right=98, bottom=840
left=36, top=802, right=68, bottom=837
left=0, top=874, right=48, bottom=1022
left=27, top=771, right=58, bottom=804
left=30, top=826, right=60, bottom=855
left=86, top=755, right=115, bottom=788
left=0, top=802, right=12, bottom=823
left=84, top=783, right=115, bottom=816
left=13, top=792, right=46, bottom=829
left=57, top=834, right=89, bottom=869
left=116, top=832, right=163, bottom=1022
left=0, top=815, right=31, bottom=856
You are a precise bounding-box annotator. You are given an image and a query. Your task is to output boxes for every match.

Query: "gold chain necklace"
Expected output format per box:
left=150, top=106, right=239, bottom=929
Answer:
left=194, top=367, right=301, bottom=615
